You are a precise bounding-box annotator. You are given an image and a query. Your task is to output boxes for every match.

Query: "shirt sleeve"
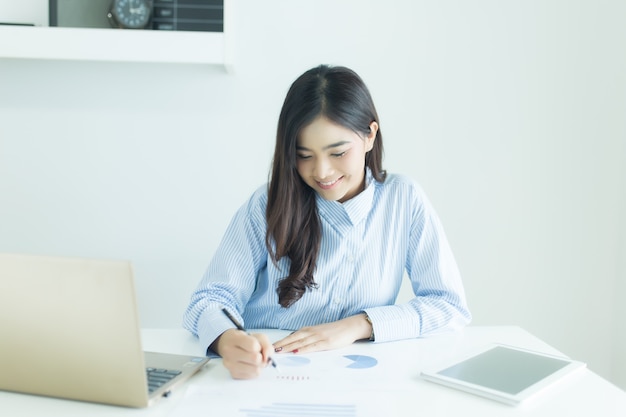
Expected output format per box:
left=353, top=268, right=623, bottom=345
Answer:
left=182, top=187, right=268, bottom=354
left=365, top=181, right=471, bottom=342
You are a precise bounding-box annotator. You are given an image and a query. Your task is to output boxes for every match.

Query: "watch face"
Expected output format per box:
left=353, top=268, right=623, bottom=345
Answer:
left=111, top=0, right=152, bottom=29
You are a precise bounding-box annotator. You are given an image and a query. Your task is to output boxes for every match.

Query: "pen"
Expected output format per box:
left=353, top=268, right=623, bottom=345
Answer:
left=221, top=308, right=279, bottom=371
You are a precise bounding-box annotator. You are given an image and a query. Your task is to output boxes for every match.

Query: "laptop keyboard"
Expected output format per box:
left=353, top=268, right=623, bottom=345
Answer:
left=146, top=367, right=182, bottom=394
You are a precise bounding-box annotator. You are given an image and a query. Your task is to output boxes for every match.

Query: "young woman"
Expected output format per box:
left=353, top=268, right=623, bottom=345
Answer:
left=183, top=65, right=471, bottom=379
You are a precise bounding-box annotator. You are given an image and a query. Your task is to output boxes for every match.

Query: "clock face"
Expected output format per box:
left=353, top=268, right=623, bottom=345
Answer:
left=111, top=0, right=152, bottom=29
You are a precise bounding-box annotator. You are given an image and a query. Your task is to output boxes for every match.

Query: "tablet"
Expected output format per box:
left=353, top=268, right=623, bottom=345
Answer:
left=420, top=344, right=586, bottom=406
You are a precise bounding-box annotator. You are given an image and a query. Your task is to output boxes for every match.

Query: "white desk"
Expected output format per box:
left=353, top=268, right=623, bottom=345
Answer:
left=2, top=326, right=625, bottom=416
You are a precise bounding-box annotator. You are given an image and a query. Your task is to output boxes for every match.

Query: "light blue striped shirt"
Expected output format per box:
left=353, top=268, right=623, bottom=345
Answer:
left=183, top=171, right=471, bottom=352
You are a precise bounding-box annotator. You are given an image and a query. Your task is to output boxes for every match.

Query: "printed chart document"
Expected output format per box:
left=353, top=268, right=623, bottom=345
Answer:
left=169, top=345, right=411, bottom=417
left=172, top=385, right=409, bottom=417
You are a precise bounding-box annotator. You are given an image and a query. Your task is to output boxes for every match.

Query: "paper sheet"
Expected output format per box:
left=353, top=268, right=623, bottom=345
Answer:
left=168, top=348, right=413, bottom=417
left=169, top=384, right=410, bottom=417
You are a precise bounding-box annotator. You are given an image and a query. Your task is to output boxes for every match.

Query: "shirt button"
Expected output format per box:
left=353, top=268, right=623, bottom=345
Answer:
left=333, top=297, right=341, bottom=304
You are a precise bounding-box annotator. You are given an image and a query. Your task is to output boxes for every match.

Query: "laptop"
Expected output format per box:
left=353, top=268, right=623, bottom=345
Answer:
left=0, top=253, right=210, bottom=408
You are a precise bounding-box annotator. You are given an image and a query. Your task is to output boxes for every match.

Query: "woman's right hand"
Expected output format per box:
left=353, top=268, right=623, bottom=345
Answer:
left=212, top=329, right=274, bottom=379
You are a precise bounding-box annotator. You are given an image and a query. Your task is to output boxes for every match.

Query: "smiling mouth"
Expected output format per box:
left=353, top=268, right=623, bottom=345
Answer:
left=316, top=177, right=342, bottom=189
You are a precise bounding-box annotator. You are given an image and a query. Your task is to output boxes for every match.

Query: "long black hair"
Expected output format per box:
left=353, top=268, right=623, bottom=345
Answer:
left=266, top=65, right=385, bottom=308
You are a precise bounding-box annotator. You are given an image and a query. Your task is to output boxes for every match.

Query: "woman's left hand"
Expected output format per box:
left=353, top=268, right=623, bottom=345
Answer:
left=272, top=313, right=372, bottom=354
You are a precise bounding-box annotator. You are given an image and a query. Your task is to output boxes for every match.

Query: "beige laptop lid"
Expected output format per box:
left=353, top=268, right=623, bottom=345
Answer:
left=0, top=253, right=163, bottom=407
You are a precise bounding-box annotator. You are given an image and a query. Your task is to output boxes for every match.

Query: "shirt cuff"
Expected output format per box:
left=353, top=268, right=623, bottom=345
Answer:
left=196, top=308, right=237, bottom=357
left=363, top=304, right=422, bottom=343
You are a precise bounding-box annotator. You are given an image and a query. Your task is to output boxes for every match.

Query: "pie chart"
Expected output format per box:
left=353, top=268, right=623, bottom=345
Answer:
left=343, top=355, right=378, bottom=369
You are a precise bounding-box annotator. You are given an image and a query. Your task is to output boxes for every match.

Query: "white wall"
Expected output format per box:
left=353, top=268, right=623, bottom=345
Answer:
left=1, top=0, right=624, bottom=389
left=615, top=235, right=626, bottom=389
left=613, top=139, right=626, bottom=389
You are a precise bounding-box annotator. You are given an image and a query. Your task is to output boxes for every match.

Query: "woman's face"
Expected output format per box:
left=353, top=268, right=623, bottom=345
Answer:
left=296, top=116, right=377, bottom=203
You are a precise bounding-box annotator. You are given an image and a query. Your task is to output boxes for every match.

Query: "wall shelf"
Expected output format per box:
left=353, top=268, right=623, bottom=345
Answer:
left=0, top=25, right=227, bottom=66
left=0, top=0, right=231, bottom=69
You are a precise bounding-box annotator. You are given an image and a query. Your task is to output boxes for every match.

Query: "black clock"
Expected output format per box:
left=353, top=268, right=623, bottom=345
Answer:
left=107, top=0, right=153, bottom=29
